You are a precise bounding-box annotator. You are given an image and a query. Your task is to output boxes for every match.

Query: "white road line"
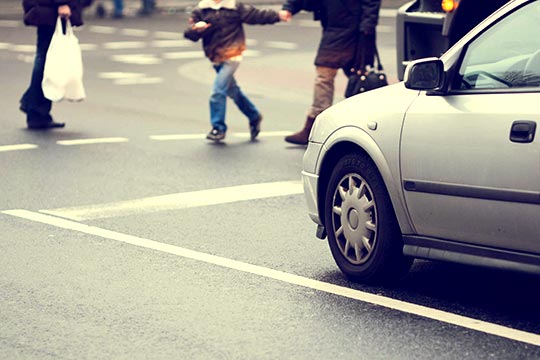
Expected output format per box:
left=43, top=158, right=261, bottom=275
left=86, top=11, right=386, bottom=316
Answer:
left=115, top=77, right=163, bottom=85
left=40, top=181, right=303, bottom=220
left=162, top=51, right=205, bottom=60
left=164, top=50, right=257, bottom=60
left=151, top=40, right=193, bottom=48
left=121, top=28, right=149, bottom=37
left=0, top=43, right=9, bottom=50
left=265, top=41, right=298, bottom=50
left=154, top=31, right=181, bottom=39
left=3, top=208, right=540, bottom=347
left=112, top=54, right=162, bottom=65
left=98, top=72, right=162, bottom=85
left=89, top=25, right=117, bottom=34
left=9, top=44, right=35, bottom=53
left=98, top=72, right=146, bottom=80
left=0, top=20, right=20, bottom=27
left=150, top=131, right=291, bottom=141
left=243, top=50, right=261, bottom=57
left=150, top=134, right=207, bottom=140
left=79, top=43, right=98, bottom=51
left=0, top=144, right=38, bottom=152
left=103, top=41, right=146, bottom=50
left=57, top=137, right=129, bottom=146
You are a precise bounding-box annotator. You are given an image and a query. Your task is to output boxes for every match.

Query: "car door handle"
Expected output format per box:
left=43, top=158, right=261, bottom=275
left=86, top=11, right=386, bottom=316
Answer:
left=510, top=121, right=536, bottom=143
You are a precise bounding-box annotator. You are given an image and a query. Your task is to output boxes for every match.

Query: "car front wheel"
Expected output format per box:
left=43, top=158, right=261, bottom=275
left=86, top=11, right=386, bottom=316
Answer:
left=324, top=152, right=412, bottom=283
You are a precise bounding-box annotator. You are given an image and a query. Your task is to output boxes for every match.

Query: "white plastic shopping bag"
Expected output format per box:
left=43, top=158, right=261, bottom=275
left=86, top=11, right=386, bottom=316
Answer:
left=42, top=17, right=86, bottom=101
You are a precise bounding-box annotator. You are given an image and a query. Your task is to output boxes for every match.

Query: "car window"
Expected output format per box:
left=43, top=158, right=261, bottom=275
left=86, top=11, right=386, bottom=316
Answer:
left=456, top=0, right=540, bottom=90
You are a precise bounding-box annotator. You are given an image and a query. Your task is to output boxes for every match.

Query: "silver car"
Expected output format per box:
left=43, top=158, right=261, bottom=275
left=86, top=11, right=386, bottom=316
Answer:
left=302, top=0, right=540, bottom=283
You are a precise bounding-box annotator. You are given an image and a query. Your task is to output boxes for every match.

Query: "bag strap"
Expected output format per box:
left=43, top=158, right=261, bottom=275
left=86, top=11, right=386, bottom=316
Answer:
left=353, top=36, right=384, bottom=75
left=54, top=16, right=74, bottom=37
left=65, top=19, right=74, bottom=37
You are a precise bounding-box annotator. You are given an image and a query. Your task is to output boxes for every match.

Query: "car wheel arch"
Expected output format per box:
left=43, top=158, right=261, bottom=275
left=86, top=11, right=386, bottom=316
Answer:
left=317, top=129, right=415, bottom=236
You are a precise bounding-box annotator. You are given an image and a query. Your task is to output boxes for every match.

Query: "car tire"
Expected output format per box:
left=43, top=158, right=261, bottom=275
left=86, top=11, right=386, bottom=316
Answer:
left=324, top=152, right=412, bottom=283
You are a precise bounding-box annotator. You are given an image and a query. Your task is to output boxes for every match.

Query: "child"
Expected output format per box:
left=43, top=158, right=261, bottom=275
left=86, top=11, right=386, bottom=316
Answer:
left=184, top=0, right=287, bottom=142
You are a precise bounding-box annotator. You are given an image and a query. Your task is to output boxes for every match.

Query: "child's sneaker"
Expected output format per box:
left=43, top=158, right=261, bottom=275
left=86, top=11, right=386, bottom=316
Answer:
left=206, top=127, right=226, bottom=142
left=249, top=115, right=263, bottom=141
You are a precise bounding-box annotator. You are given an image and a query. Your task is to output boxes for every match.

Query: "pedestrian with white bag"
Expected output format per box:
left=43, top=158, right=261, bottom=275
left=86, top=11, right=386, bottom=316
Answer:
left=20, top=0, right=93, bottom=130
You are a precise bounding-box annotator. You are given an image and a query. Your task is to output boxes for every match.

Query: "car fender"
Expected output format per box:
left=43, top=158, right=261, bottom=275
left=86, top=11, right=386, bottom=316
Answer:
left=319, top=126, right=415, bottom=235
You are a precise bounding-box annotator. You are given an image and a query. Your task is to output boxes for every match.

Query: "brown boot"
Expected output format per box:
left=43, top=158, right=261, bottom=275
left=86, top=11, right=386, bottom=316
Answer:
left=284, top=116, right=315, bottom=145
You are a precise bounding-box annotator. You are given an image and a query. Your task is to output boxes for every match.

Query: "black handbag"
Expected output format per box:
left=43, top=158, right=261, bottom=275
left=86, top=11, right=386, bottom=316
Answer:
left=345, top=41, right=388, bottom=98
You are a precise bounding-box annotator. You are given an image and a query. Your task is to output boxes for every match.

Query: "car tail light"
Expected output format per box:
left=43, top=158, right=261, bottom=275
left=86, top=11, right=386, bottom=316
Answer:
left=441, top=0, right=459, bottom=12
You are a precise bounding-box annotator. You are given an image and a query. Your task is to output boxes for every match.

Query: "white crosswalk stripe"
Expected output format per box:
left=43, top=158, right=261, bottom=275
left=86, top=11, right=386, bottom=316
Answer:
left=115, top=77, right=163, bottom=85
left=161, top=51, right=204, bottom=60
left=88, top=25, right=117, bottom=34
left=0, top=144, right=38, bottom=152
left=151, top=40, right=193, bottom=48
left=265, top=41, right=298, bottom=50
left=57, top=138, right=129, bottom=146
left=40, top=180, right=303, bottom=220
left=103, top=41, right=147, bottom=50
left=0, top=20, right=20, bottom=28
left=8, top=44, right=35, bottom=52
left=121, top=28, right=150, bottom=37
left=112, top=54, right=163, bottom=65
left=154, top=31, right=181, bottom=39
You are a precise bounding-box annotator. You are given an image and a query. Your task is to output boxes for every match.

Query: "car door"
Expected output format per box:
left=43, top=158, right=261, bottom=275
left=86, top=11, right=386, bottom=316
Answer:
left=400, top=0, right=540, bottom=253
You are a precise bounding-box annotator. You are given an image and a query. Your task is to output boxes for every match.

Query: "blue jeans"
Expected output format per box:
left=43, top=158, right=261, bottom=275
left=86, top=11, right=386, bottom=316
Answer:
left=140, top=0, right=155, bottom=13
left=113, top=0, right=124, bottom=16
left=210, top=60, right=260, bottom=132
left=20, top=26, right=55, bottom=126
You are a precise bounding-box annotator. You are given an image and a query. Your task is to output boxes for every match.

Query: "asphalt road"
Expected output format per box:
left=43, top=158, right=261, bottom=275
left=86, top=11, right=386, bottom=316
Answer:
left=1, top=7, right=540, bottom=359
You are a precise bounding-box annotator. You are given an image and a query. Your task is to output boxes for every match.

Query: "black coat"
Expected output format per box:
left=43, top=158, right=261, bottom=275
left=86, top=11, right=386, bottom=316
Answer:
left=22, top=0, right=92, bottom=27
left=282, top=0, right=381, bottom=69
left=184, top=3, right=280, bottom=63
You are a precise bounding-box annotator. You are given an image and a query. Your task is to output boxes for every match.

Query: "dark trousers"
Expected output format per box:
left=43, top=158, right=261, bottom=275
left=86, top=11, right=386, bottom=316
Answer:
left=140, top=0, right=156, bottom=13
left=20, top=26, right=55, bottom=126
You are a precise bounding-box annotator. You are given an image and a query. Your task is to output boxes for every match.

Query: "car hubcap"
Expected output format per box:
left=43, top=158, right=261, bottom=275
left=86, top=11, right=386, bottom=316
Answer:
left=332, top=174, right=377, bottom=265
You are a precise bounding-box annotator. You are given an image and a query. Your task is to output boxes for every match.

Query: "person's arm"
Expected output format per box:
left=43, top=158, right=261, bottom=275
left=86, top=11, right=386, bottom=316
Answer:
left=239, top=4, right=280, bottom=25
left=359, top=0, right=381, bottom=33
left=183, top=10, right=208, bottom=41
left=282, top=0, right=304, bottom=16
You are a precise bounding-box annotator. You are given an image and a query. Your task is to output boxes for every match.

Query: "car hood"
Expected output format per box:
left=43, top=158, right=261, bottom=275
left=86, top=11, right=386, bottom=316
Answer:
left=310, top=83, right=420, bottom=144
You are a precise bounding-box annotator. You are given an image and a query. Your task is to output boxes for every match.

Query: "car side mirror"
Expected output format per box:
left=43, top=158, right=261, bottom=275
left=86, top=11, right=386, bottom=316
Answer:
left=404, top=58, right=445, bottom=90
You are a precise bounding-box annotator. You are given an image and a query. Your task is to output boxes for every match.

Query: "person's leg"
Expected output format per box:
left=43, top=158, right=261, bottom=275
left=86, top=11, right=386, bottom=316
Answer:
left=209, top=61, right=239, bottom=133
left=285, top=66, right=338, bottom=145
left=226, top=74, right=260, bottom=123
left=139, top=0, right=155, bottom=15
left=20, top=26, right=55, bottom=128
left=112, top=0, right=123, bottom=17
left=308, top=65, right=338, bottom=119
left=226, top=72, right=262, bottom=140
